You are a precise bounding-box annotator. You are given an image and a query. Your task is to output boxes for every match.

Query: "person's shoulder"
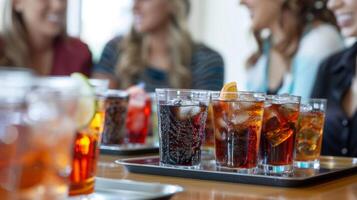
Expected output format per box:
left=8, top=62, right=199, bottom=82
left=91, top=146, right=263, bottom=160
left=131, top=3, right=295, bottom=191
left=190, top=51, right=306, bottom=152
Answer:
left=301, top=23, right=343, bottom=47
left=322, top=45, right=352, bottom=66
left=105, top=36, right=123, bottom=49
left=192, top=43, right=224, bottom=65
left=298, top=23, right=344, bottom=57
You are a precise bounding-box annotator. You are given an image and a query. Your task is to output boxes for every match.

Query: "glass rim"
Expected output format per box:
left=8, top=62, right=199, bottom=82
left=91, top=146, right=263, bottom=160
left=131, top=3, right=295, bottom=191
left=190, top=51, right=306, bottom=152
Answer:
left=35, top=76, right=79, bottom=88
left=265, top=94, right=301, bottom=102
left=210, top=91, right=265, bottom=95
left=301, top=98, right=327, bottom=103
left=155, top=88, right=210, bottom=94
left=104, top=89, right=129, bottom=98
left=210, top=91, right=265, bottom=101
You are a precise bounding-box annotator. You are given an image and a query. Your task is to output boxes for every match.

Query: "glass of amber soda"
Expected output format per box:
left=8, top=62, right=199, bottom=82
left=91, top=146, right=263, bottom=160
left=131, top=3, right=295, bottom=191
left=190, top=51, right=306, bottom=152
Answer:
left=259, top=94, right=301, bottom=174
left=211, top=91, right=265, bottom=173
left=69, top=78, right=108, bottom=196
left=294, top=98, right=327, bottom=169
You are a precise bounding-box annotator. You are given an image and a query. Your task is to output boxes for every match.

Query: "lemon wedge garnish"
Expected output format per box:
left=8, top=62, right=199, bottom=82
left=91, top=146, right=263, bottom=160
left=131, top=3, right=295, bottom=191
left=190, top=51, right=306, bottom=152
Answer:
left=220, top=81, right=238, bottom=100
left=70, top=73, right=96, bottom=129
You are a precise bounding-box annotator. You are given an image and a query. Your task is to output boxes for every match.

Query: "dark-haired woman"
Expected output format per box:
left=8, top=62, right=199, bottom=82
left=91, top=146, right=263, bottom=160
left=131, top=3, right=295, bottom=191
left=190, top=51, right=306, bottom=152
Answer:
left=312, top=0, right=357, bottom=157
left=241, top=0, right=344, bottom=98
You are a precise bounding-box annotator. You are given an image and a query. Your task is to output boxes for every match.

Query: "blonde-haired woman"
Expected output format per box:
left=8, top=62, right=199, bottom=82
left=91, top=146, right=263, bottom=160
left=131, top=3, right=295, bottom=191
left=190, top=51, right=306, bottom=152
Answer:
left=0, top=0, right=92, bottom=76
left=93, top=0, right=224, bottom=91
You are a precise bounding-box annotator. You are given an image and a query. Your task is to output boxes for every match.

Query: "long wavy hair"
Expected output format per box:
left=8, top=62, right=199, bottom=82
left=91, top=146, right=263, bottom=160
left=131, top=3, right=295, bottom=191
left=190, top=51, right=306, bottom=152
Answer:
left=246, top=0, right=338, bottom=67
left=116, top=0, right=193, bottom=89
left=0, top=0, right=66, bottom=70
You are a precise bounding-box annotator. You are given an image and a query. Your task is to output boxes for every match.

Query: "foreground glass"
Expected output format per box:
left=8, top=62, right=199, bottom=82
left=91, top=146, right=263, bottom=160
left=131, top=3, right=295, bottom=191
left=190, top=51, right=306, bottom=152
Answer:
left=69, top=79, right=109, bottom=196
left=211, top=91, right=265, bottom=173
left=259, top=95, right=301, bottom=174
left=294, top=99, right=327, bottom=169
left=0, top=71, right=79, bottom=200
left=156, top=89, right=209, bottom=169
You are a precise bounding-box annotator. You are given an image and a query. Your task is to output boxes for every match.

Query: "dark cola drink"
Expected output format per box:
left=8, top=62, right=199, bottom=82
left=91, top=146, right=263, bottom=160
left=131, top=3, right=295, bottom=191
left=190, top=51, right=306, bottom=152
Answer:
left=101, top=90, right=129, bottom=145
left=158, top=102, right=208, bottom=168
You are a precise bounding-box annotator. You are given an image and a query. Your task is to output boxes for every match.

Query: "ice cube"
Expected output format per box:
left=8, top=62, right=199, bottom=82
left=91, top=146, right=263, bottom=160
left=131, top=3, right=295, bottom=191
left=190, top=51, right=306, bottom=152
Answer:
left=218, top=117, right=227, bottom=128
left=297, top=141, right=316, bottom=155
left=231, top=113, right=250, bottom=125
left=27, top=100, right=58, bottom=123
left=300, top=104, right=313, bottom=113
left=265, top=126, right=293, bottom=147
left=178, top=106, right=201, bottom=120
left=129, top=95, right=146, bottom=107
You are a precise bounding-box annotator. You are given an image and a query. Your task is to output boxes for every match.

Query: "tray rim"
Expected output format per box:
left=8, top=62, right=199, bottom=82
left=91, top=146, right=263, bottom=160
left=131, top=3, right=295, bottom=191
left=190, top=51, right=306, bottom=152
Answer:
left=100, top=143, right=159, bottom=156
left=95, top=177, right=184, bottom=199
left=115, top=155, right=357, bottom=187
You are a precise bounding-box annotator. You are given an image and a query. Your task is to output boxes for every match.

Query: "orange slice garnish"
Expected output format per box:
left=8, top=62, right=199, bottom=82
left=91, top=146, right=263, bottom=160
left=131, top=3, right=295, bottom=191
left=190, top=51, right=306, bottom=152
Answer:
left=220, top=82, right=238, bottom=100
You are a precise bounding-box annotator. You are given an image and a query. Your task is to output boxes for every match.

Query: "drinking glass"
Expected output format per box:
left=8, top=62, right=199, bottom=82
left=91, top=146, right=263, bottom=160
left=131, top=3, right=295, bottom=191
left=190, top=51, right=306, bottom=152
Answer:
left=101, top=90, right=129, bottom=145
left=0, top=71, right=79, bottom=200
left=0, top=68, right=34, bottom=200
left=126, top=92, right=151, bottom=144
left=69, top=79, right=109, bottom=196
left=259, top=94, right=301, bottom=174
left=202, top=103, right=215, bottom=156
left=294, top=98, right=327, bottom=169
left=156, top=89, right=210, bottom=169
left=211, top=91, right=265, bottom=173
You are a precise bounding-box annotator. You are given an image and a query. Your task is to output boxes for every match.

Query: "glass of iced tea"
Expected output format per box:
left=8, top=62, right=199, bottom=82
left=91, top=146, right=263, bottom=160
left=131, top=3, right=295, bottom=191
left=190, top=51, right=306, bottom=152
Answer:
left=211, top=91, right=265, bottom=173
left=156, top=89, right=209, bottom=169
left=0, top=71, right=80, bottom=200
left=294, top=98, right=327, bottom=169
left=69, top=78, right=109, bottom=196
left=101, top=90, right=129, bottom=145
left=259, top=94, right=301, bottom=174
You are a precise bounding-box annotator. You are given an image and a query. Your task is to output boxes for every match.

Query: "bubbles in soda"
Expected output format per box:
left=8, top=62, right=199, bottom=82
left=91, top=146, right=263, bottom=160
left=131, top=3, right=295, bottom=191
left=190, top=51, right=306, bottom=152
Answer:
left=158, top=101, right=208, bottom=167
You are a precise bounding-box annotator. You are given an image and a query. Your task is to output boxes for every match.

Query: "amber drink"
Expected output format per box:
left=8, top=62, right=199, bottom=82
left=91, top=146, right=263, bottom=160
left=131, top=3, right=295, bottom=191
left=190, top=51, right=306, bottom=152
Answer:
left=260, top=95, right=301, bottom=174
left=294, top=99, right=326, bottom=169
left=212, top=92, right=265, bottom=172
left=0, top=73, right=79, bottom=200
left=69, top=79, right=109, bottom=196
left=203, top=104, right=215, bottom=155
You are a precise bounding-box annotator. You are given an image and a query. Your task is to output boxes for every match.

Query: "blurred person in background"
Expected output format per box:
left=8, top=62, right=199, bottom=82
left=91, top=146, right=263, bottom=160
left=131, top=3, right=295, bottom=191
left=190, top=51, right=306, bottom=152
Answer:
left=312, top=0, right=357, bottom=157
left=241, top=0, right=344, bottom=98
left=93, top=0, right=224, bottom=91
left=0, top=0, right=92, bottom=76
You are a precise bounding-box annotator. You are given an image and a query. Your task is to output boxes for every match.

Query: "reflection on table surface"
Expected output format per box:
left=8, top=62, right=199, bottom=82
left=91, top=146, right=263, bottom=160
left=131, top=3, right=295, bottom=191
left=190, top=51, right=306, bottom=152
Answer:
left=97, top=154, right=357, bottom=200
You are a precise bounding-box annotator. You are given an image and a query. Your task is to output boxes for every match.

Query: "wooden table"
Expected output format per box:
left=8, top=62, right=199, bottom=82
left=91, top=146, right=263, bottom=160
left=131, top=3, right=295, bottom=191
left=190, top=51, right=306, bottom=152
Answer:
left=97, top=154, right=357, bottom=200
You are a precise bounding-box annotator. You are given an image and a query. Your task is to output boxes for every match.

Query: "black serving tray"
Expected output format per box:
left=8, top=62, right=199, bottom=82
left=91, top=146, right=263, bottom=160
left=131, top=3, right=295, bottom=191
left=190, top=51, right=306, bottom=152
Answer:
left=100, top=143, right=159, bottom=156
left=116, top=156, right=357, bottom=187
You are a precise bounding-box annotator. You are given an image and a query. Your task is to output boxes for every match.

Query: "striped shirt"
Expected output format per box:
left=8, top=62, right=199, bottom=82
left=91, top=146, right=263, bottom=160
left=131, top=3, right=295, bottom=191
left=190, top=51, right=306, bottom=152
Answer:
left=93, top=37, right=224, bottom=92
